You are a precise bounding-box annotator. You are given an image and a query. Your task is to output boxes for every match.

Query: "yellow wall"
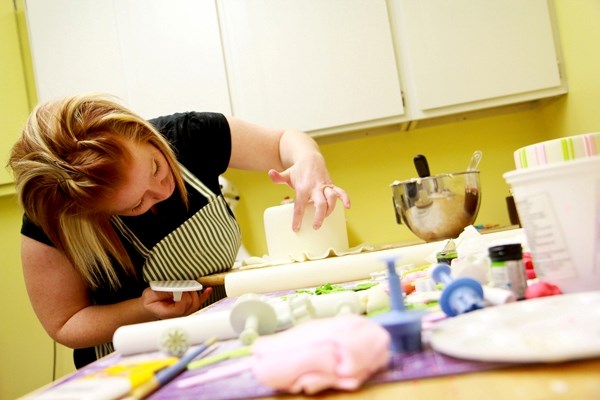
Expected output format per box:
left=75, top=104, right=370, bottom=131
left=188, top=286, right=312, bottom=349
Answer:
left=0, top=1, right=57, bottom=399
left=2, top=1, right=600, bottom=398
left=227, top=111, right=549, bottom=254
left=1, top=1, right=83, bottom=398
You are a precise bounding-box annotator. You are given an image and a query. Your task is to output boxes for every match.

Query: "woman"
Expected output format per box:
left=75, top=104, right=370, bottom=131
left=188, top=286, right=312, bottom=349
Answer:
left=8, top=93, right=350, bottom=368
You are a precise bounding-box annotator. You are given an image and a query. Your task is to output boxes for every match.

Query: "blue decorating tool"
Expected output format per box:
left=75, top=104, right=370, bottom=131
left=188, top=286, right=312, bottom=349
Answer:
left=371, top=257, right=423, bottom=353
left=431, top=263, right=485, bottom=317
left=125, top=336, right=217, bottom=399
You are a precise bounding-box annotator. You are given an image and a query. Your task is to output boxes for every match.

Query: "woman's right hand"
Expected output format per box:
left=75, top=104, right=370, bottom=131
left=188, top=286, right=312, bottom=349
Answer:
left=141, top=286, right=213, bottom=320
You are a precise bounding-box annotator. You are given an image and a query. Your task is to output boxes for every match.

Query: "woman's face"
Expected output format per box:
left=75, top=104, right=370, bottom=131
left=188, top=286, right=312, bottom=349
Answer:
left=108, top=140, right=175, bottom=216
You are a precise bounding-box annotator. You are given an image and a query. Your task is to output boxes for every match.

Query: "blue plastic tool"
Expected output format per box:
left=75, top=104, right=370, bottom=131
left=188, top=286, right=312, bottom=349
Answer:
left=128, top=336, right=217, bottom=399
left=371, top=257, right=423, bottom=353
left=431, top=263, right=485, bottom=317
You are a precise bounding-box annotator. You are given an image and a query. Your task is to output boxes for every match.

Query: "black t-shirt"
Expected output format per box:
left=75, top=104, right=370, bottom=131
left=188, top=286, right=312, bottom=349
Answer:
left=19, top=111, right=232, bottom=367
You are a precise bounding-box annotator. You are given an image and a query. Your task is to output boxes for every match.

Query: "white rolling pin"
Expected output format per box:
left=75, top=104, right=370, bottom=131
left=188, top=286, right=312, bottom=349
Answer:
left=225, top=229, right=525, bottom=297
left=113, top=292, right=367, bottom=355
left=225, top=242, right=442, bottom=297
left=113, top=295, right=304, bottom=355
left=113, top=310, right=236, bottom=355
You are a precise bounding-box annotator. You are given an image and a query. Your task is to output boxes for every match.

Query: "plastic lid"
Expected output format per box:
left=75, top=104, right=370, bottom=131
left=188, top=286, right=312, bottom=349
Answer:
left=488, top=243, right=523, bottom=261
left=513, top=132, right=600, bottom=169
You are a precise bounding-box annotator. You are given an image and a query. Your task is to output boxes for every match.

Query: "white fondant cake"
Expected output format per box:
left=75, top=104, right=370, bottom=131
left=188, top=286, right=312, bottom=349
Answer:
left=263, top=202, right=349, bottom=262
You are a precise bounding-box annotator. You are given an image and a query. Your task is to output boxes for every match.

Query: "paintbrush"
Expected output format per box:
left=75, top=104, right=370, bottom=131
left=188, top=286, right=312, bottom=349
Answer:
left=124, top=336, right=217, bottom=399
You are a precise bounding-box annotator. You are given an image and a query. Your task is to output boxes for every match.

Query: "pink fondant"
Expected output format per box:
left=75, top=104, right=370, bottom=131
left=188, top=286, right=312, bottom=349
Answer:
left=251, top=314, right=390, bottom=395
left=525, top=281, right=562, bottom=299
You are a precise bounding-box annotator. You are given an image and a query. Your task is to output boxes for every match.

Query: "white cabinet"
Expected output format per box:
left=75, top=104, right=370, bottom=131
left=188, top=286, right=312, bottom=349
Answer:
left=389, top=0, right=566, bottom=121
left=25, top=1, right=126, bottom=104
left=218, top=0, right=565, bottom=135
left=25, top=0, right=566, bottom=137
left=218, top=0, right=406, bottom=135
left=25, top=0, right=231, bottom=119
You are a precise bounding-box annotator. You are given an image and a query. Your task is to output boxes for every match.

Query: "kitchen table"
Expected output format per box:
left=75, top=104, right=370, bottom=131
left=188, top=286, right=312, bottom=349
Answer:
left=26, top=227, right=599, bottom=399
left=25, top=289, right=600, bottom=400
left=22, top=355, right=600, bottom=399
left=259, top=358, right=600, bottom=399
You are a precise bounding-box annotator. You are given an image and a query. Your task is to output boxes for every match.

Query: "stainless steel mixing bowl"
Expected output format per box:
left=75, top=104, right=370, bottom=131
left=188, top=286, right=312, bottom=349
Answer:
left=391, top=171, right=481, bottom=242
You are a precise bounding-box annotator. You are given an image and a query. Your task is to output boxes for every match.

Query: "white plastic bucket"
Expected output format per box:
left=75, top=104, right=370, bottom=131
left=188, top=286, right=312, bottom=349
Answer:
left=503, top=157, right=600, bottom=293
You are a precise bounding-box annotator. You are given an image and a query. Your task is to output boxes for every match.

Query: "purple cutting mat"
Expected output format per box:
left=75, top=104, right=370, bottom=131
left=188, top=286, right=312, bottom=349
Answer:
left=42, top=341, right=512, bottom=400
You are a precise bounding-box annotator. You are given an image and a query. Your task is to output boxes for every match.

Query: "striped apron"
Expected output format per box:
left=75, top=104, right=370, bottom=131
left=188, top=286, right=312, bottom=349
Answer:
left=95, top=165, right=241, bottom=359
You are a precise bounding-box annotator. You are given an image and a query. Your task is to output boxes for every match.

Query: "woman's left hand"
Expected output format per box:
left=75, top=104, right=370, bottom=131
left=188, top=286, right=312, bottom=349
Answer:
left=268, top=155, right=350, bottom=232
left=142, top=286, right=213, bottom=320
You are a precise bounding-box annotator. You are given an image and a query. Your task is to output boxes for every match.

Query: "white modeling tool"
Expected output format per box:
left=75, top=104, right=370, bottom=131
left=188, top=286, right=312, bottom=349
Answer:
left=230, top=294, right=279, bottom=345
left=309, top=291, right=361, bottom=318
left=159, top=327, right=191, bottom=357
left=150, top=280, right=203, bottom=301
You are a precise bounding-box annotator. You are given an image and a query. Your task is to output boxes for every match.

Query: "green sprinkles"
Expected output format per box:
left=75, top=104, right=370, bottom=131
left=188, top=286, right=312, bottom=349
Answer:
left=295, top=281, right=379, bottom=296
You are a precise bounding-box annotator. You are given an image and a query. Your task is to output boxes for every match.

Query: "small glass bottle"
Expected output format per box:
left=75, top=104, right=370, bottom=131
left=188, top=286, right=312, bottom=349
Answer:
left=436, top=239, right=457, bottom=265
left=436, top=250, right=457, bottom=265
left=488, top=243, right=527, bottom=300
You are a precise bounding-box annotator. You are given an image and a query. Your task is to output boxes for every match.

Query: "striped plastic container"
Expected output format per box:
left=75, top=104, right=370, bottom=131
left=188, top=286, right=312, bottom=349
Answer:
left=513, top=132, right=600, bottom=169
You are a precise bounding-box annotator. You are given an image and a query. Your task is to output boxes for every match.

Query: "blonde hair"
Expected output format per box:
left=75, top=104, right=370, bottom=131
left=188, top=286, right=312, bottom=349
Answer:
left=8, top=93, right=188, bottom=290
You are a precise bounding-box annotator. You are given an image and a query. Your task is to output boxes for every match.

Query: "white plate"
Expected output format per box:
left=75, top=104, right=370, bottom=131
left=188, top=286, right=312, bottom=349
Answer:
left=430, top=291, right=600, bottom=363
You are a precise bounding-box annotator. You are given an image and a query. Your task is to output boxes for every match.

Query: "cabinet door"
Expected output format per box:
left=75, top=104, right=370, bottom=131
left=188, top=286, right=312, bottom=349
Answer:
left=25, top=0, right=231, bottom=118
left=218, top=0, right=405, bottom=134
left=1, top=0, right=31, bottom=188
left=25, top=0, right=128, bottom=103
left=390, top=0, right=565, bottom=118
left=114, top=0, right=230, bottom=118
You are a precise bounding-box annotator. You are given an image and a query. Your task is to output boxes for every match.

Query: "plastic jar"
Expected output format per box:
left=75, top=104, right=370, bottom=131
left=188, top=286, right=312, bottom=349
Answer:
left=488, top=243, right=527, bottom=300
